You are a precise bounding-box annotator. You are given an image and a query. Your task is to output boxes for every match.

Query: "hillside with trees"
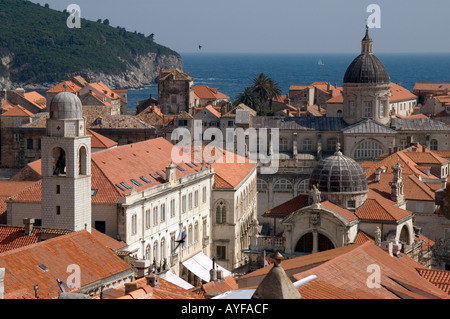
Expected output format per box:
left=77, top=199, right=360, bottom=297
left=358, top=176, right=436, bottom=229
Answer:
left=0, top=0, right=182, bottom=88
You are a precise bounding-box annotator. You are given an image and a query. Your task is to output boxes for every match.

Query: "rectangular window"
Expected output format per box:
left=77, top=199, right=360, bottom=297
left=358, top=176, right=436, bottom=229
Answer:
left=194, top=190, right=199, bottom=207
left=145, top=209, right=151, bottom=229
left=216, top=245, right=226, bottom=260
left=380, top=100, right=387, bottom=118
left=202, top=186, right=207, bottom=203
left=182, top=195, right=187, bottom=213
left=56, top=185, right=60, bottom=194
left=348, top=200, right=356, bottom=209
left=228, top=121, right=234, bottom=127
left=95, top=221, right=106, bottom=234
left=302, top=140, right=312, bottom=151
left=188, top=193, right=193, bottom=210
left=161, top=204, right=166, bottom=222
left=153, top=206, right=158, bottom=225
left=349, top=101, right=355, bottom=116
left=363, top=101, right=372, bottom=118
left=27, top=138, right=33, bottom=150
left=170, top=199, right=175, bottom=218
left=131, top=214, right=137, bottom=235
left=56, top=206, right=61, bottom=215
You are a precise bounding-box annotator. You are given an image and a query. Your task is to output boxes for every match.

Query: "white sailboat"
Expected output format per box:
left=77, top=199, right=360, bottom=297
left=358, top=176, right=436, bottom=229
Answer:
left=318, top=58, right=325, bottom=66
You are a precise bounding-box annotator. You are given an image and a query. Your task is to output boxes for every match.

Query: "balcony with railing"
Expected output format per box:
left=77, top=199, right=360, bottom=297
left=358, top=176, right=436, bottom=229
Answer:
left=248, top=235, right=286, bottom=253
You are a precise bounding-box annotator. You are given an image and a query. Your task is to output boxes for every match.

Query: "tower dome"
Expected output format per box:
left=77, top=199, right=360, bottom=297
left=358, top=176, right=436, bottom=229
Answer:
left=49, top=91, right=83, bottom=120
left=309, top=144, right=368, bottom=209
left=343, top=26, right=390, bottom=84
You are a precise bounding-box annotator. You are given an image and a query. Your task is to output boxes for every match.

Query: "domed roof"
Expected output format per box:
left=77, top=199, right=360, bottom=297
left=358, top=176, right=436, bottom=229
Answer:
left=309, top=147, right=368, bottom=194
left=343, top=27, right=390, bottom=84
left=49, top=91, right=83, bottom=120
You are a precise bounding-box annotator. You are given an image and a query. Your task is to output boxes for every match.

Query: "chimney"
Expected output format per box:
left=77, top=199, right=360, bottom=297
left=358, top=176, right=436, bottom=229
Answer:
left=165, top=162, right=177, bottom=186
left=0, top=268, right=4, bottom=299
left=414, top=226, right=422, bottom=237
left=146, top=274, right=159, bottom=289
left=216, top=270, right=224, bottom=282
left=210, top=258, right=217, bottom=283
left=124, top=282, right=139, bottom=294
left=375, top=169, right=381, bottom=183
left=23, top=218, right=35, bottom=236
left=134, top=260, right=151, bottom=279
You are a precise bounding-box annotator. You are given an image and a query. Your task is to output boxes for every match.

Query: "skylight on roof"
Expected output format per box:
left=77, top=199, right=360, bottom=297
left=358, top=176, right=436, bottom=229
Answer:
left=150, top=174, right=159, bottom=181
left=91, top=189, right=98, bottom=197
left=131, top=179, right=142, bottom=187
left=115, top=184, right=126, bottom=191
left=190, top=161, right=199, bottom=167
left=156, top=172, right=165, bottom=179
left=176, top=165, right=185, bottom=172
left=38, top=264, right=48, bottom=272
left=120, top=182, right=133, bottom=190
left=185, top=163, right=193, bottom=169
left=140, top=176, right=151, bottom=184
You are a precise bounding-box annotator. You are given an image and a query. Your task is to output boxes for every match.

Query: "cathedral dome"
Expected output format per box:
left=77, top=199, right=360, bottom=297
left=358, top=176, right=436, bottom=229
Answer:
left=309, top=147, right=368, bottom=194
left=49, top=91, right=83, bottom=120
left=343, top=27, right=390, bottom=84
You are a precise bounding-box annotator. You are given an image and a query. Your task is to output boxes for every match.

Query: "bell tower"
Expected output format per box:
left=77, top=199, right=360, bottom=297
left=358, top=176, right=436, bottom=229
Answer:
left=41, top=92, right=92, bottom=232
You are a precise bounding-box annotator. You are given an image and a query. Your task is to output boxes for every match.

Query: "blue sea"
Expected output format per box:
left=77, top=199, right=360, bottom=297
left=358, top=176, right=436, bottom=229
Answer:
left=126, top=53, right=450, bottom=109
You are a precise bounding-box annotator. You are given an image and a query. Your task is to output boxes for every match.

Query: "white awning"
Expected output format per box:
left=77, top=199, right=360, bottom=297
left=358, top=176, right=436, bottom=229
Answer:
left=182, top=252, right=231, bottom=282
left=162, top=270, right=194, bottom=290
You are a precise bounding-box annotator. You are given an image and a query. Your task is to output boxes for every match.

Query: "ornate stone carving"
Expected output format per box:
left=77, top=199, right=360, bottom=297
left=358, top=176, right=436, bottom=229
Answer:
left=310, top=212, right=321, bottom=227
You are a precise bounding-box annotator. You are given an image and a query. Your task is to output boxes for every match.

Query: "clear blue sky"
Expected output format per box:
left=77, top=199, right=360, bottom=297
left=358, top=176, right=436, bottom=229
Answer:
left=31, top=0, right=450, bottom=54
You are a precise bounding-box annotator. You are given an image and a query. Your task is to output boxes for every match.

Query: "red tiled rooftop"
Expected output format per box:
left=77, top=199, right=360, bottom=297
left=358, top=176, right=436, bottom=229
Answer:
left=293, top=241, right=450, bottom=299
left=263, top=194, right=309, bottom=217
left=321, top=200, right=358, bottom=222
left=194, top=85, right=229, bottom=100
left=1, top=104, right=33, bottom=117
left=355, top=192, right=412, bottom=221
left=416, top=268, right=450, bottom=295
left=87, top=129, right=118, bottom=149
left=0, top=230, right=132, bottom=299
left=390, top=82, right=417, bottom=102
left=0, top=226, right=40, bottom=254
left=47, top=80, right=83, bottom=94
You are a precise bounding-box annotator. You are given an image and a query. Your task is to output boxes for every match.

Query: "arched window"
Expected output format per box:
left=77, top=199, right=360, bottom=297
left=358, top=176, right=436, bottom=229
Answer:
left=430, top=139, right=438, bottom=150
left=78, top=146, right=87, bottom=175
left=216, top=201, right=226, bottom=224
left=295, top=232, right=335, bottom=253
left=337, top=110, right=343, bottom=118
left=160, top=238, right=166, bottom=261
left=145, top=244, right=151, bottom=260
left=354, top=140, right=384, bottom=160
left=153, top=241, right=158, bottom=263
left=400, top=225, right=410, bottom=245
left=257, top=179, right=268, bottom=191
left=274, top=179, right=293, bottom=191
left=52, top=147, right=66, bottom=176
left=297, top=179, right=310, bottom=194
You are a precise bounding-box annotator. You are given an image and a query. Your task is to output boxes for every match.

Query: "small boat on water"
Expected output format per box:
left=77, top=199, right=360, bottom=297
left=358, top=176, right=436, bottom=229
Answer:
left=318, top=59, right=325, bottom=66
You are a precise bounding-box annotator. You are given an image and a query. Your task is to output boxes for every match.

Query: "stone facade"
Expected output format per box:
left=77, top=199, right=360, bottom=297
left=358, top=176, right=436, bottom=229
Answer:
left=158, top=69, right=195, bottom=115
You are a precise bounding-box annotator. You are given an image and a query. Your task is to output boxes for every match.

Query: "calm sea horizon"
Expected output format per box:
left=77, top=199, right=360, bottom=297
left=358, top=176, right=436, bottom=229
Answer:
left=125, top=52, right=450, bottom=110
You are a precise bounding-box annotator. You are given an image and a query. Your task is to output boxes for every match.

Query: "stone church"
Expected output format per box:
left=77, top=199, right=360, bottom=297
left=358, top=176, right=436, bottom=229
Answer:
left=256, top=26, right=450, bottom=219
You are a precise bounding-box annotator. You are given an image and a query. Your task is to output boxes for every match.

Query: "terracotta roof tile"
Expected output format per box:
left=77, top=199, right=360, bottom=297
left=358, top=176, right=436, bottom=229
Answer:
left=87, top=129, right=118, bottom=149
left=199, top=276, right=238, bottom=295
left=390, top=82, right=417, bottom=102
left=23, top=92, right=47, bottom=110
left=298, top=278, right=380, bottom=299
left=355, top=192, right=411, bottom=221
left=0, top=230, right=132, bottom=299
left=413, top=82, right=450, bottom=94
left=0, top=226, right=40, bottom=254
left=263, top=194, right=309, bottom=217
left=354, top=231, right=375, bottom=244
left=321, top=200, right=358, bottom=222
left=1, top=104, right=33, bottom=117
left=416, top=268, right=450, bottom=294
left=293, top=241, right=450, bottom=299
left=47, top=80, right=83, bottom=94
left=194, top=85, right=229, bottom=100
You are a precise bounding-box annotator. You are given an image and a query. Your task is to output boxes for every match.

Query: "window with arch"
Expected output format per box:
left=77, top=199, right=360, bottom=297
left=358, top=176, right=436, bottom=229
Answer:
left=153, top=241, right=158, bottom=263
left=216, top=201, right=227, bottom=224
left=78, top=146, right=87, bottom=175
left=297, top=179, right=310, bottom=194
left=160, top=238, right=166, bottom=261
left=354, top=140, right=384, bottom=159
left=274, top=179, right=293, bottom=191
left=430, top=139, right=438, bottom=150
left=145, top=244, right=151, bottom=260
left=337, top=110, right=343, bottom=118
left=257, top=179, right=268, bottom=191
left=52, top=147, right=66, bottom=176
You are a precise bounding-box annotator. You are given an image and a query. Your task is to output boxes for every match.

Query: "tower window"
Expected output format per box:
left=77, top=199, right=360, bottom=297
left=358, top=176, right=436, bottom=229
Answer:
left=56, top=185, right=60, bottom=194
left=348, top=200, right=356, bottom=208
left=363, top=102, right=372, bottom=118
left=56, top=206, right=61, bottom=215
